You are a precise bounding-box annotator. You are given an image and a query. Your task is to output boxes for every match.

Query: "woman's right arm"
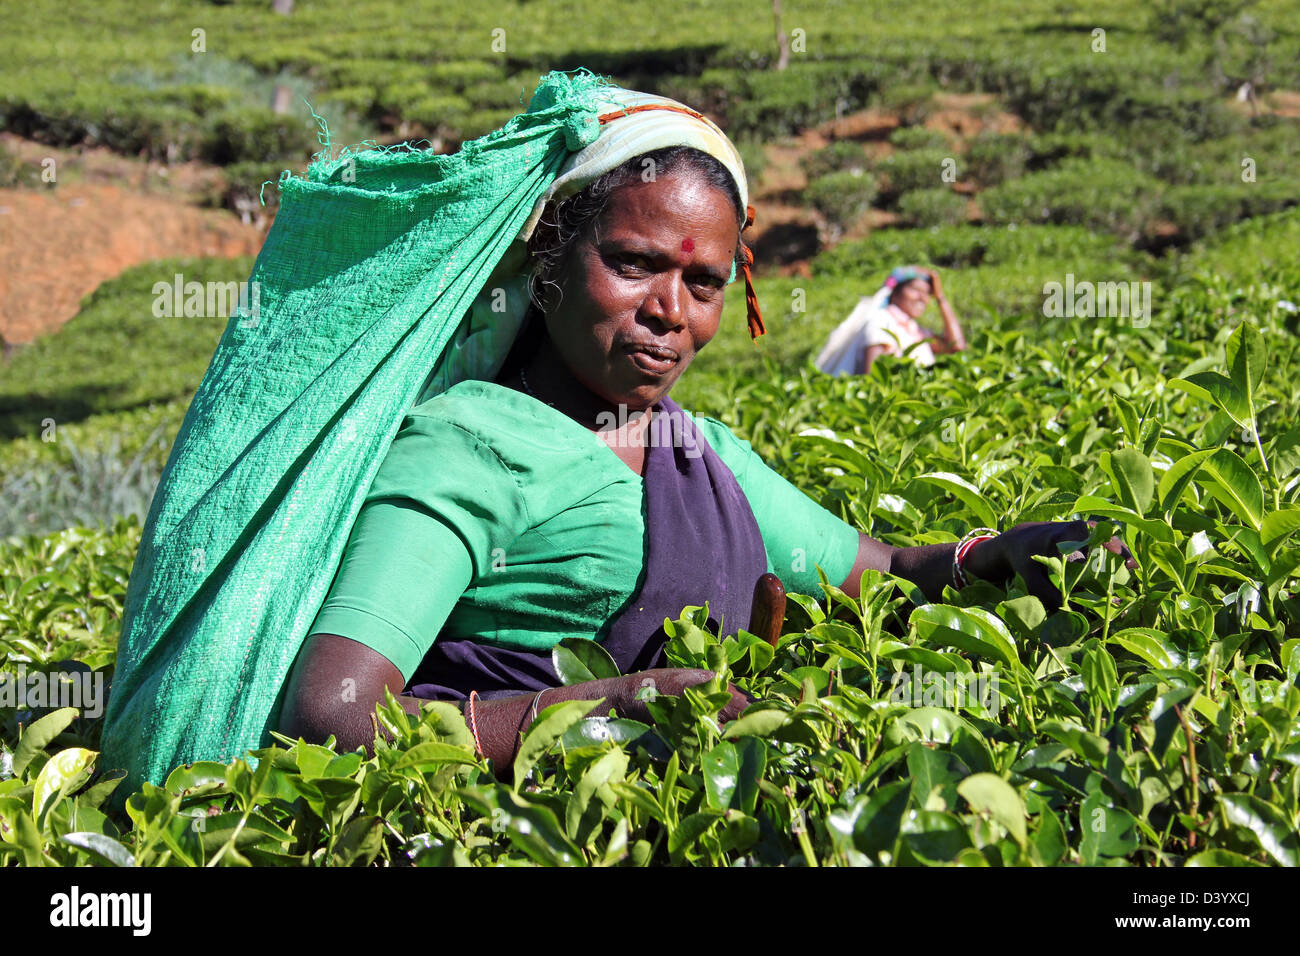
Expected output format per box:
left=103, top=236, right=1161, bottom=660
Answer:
left=280, top=634, right=747, bottom=773
left=860, top=343, right=889, bottom=374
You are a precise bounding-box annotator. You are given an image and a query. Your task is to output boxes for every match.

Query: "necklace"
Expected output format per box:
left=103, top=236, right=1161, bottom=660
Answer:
left=518, top=366, right=654, bottom=438
left=518, top=366, right=555, bottom=408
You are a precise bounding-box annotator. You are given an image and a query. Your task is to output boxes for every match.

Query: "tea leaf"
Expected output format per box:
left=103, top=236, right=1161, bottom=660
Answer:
left=957, top=773, right=1026, bottom=847
left=1219, top=793, right=1300, bottom=866
left=552, top=637, right=620, bottom=684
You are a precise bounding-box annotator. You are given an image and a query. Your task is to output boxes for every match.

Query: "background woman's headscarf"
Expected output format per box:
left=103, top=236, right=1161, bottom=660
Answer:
left=100, top=71, right=757, bottom=795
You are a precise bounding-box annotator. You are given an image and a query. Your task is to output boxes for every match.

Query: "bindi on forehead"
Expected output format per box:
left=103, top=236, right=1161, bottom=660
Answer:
left=680, top=238, right=695, bottom=253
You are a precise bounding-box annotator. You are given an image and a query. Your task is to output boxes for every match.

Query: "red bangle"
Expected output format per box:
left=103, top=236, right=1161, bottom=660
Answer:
left=953, top=532, right=997, bottom=589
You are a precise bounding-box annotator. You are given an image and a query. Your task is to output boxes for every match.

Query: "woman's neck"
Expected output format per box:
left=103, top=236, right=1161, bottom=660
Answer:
left=510, top=336, right=655, bottom=436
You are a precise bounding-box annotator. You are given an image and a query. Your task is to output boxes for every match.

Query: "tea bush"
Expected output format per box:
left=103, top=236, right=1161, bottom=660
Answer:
left=0, top=257, right=250, bottom=441
left=890, top=126, right=948, bottom=152
left=875, top=149, right=952, bottom=201
left=980, top=159, right=1162, bottom=241
left=801, top=141, right=869, bottom=181
left=965, top=133, right=1032, bottom=187
left=898, top=188, right=968, bottom=228
left=814, top=224, right=1147, bottom=280
left=1157, top=184, right=1298, bottom=243
left=806, top=170, right=877, bottom=237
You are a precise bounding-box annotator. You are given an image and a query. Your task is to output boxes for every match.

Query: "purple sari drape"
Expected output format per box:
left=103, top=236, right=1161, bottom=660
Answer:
left=405, top=396, right=768, bottom=700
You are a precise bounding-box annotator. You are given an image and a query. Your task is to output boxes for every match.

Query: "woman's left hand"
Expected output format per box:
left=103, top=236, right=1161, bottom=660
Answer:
left=925, top=267, right=945, bottom=299
left=962, top=520, right=1135, bottom=609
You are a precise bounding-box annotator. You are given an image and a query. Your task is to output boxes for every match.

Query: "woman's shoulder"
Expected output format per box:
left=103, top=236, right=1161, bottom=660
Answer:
left=408, top=378, right=537, bottom=428
left=399, top=378, right=622, bottom=482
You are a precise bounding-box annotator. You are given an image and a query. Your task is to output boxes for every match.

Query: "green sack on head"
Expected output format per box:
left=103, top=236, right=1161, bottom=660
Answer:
left=100, top=70, right=612, bottom=796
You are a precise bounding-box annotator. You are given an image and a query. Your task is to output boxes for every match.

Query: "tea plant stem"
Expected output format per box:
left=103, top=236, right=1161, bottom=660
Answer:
left=1101, top=560, right=1117, bottom=646
left=1175, top=704, right=1200, bottom=831
left=1251, top=417, right=1270, bottom=476
left=206, top=802, right=254, bottom=867
left=1140, top=740, right=1179, bottom=808
left=1010, top=667, right=1036, bottom=736
left=1043, top=644, right=1071, bottom=679
left=791, top=801, right=818, bottom=866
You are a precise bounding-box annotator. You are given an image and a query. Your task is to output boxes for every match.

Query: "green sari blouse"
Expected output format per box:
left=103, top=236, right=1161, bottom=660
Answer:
left=308, top=379, right=859, bottom=681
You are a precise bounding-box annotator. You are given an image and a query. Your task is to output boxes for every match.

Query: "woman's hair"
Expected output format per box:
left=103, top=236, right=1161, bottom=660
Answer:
left=526, top=145, right=747, bottom=316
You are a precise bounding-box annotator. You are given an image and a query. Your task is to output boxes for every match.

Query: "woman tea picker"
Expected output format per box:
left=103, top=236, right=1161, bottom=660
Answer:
left=816, top=265, right=968, bottom=376
left=100, top=72, right=1129, bottom=790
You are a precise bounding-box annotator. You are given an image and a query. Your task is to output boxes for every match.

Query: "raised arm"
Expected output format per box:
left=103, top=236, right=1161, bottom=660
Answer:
left=924, top=268, right=966, bottom=354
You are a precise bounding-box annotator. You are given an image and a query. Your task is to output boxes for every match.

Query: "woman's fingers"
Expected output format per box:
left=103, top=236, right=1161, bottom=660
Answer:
left=1102, top=534, right=1138, bottom=570
left=986, top=519, right=1138, bottom=612
left=1080, top=518, right=1138, bottom=570
left=721, top=685, right=752, bottom=723
left=1019, top=558, right=1064, bottom=610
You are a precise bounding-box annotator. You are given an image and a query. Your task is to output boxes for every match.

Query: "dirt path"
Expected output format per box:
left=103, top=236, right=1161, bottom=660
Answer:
left=0, top=135, right=272, bottom=347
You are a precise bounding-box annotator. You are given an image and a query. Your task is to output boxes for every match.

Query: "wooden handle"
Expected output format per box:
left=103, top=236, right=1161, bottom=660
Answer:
left=748, top=572, right=787, bottom=648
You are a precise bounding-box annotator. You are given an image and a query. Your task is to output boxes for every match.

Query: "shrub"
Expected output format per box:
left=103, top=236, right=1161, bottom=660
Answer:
left=898, top=187, right=968, bottom=227
left=724, top=63, right=884, bottom=140
left=0, top=257, right=250, bottom=440
left=964, top=133, right=1032, bottom=186
left=1120, top=120, right=1300, bottom=185
left=1157, top=183, right=1297, bottom=242
left=889, top=126, right=947, bottom=151
left=878, top=82, right=934, bottom=117
left=216, top=160, right=287, bottom=219
left=980, top=158, right=1162, bottom=239
left=876, top=148, right=952, bottom=199
left=1179, top=206, right=1300, bottom=275
left=403, top=95, right=472, bottom=133
left=813, top=224, right=1138, bottom=277
left=805, top=170, right=877, bottom=235
left=1024, top=131, right=1118, bottom=170
left=734, top=135, right=767, bottom=186
left=201, top=107, right=309, bottom=165
left=801, top=140, right=868, bottom=180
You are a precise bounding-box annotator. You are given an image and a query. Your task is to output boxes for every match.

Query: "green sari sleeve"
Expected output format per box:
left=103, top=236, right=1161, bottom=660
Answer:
left=308, top=407, right=530, bottom=681
left=692, top=415, right=860, bottom=595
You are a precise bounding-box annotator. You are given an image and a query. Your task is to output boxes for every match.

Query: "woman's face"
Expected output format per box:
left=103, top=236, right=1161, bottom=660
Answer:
left=542, top=169, right=740, bottom=411
left=892, top=279, right=932, bottom=319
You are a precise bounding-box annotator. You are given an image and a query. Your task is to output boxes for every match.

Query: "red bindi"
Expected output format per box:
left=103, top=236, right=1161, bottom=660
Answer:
left=680, top=238, right=695, bottom=253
